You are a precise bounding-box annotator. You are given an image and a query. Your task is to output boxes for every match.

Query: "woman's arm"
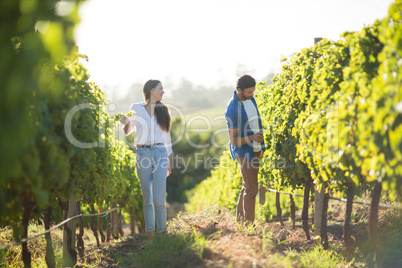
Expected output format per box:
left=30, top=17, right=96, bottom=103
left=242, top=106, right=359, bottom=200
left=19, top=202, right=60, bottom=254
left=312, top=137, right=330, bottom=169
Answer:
left=121, top=115, right=134, bottom=135
left=122, top=119, right=131, bottom=135
left=166, top=131, right=173, bottom=177
left=167, top=154, right=172, bottom=177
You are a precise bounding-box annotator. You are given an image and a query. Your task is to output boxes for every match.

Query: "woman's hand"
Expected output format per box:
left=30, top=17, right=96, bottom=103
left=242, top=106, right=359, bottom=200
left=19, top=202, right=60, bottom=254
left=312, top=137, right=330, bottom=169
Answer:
left=115, top=111, right=134, bottom=125
left=120, top=116, right=129, bottom=125
left=167, top=155, right=172, bottom=177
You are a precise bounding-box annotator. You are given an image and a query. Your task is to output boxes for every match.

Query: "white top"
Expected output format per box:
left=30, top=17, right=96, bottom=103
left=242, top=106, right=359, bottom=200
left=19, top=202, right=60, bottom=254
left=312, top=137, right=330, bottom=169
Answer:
left=242, top=99, right=262, bottom=152
left=123, top=102, right=173, bottom=155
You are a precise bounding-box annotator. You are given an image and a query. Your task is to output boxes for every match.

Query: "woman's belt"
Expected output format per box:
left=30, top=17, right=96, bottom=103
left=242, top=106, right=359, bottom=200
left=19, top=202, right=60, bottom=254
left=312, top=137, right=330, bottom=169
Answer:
left=136, top=143, right=164, bottom=148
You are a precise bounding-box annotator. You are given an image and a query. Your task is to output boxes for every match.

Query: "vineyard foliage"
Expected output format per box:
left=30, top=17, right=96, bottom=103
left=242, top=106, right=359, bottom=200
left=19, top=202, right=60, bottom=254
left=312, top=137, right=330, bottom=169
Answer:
left=0, top=0, right=143, bottom=235
left=186, top=151, right=242, bottom=212
left=188, top=0, right=402, bottom=211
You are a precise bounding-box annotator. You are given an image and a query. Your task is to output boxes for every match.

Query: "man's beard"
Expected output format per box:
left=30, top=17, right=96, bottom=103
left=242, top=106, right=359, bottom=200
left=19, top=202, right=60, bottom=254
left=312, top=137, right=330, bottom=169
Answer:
left=242, top=92, right=251, bottom=100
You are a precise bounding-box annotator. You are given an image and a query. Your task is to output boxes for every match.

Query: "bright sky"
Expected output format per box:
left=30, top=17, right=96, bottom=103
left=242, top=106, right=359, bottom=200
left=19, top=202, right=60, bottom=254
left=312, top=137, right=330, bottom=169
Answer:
left=75, top=0, right=394, bottom=97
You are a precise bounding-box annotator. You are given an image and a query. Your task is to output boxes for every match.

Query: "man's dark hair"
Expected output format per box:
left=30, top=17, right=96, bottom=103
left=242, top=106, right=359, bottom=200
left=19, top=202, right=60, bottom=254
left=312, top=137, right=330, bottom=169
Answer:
left=236, top=74, right=256, bottom=90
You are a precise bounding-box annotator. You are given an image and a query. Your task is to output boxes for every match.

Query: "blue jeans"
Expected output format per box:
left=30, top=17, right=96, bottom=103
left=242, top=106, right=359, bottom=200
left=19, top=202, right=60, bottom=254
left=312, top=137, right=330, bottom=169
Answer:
left=136, top=144, right=168, bottom=233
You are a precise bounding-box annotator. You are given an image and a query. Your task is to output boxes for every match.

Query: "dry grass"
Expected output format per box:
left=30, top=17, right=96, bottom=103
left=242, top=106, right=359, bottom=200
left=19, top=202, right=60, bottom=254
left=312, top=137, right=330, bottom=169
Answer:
left=0, top=207, right=350, bottom=267
left=0, top=221, right=121, bottom=268
left=1, top=199, right=401, bottom=267
left=1, top=222, right=64, bottom=267
left=168, top=206, right=299, bottom=267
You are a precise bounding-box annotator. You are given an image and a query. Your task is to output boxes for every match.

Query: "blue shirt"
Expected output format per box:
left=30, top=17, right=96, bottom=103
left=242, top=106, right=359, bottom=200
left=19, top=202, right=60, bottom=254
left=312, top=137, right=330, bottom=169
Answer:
left=224, top=91, right=266, bottom=161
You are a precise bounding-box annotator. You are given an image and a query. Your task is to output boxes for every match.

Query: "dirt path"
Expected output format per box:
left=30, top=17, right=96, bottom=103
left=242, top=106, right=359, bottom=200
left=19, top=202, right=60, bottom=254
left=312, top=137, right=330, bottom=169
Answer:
left=2, top=201, right=400, bottom=267
left=77, top=207, right=352, bottom=268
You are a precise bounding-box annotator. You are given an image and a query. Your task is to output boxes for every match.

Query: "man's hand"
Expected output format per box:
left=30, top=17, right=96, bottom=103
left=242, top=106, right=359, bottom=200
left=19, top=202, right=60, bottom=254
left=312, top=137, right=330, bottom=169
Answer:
left=252, top=132, right=264, bottom=143
left=228, top=128, right=264, bottom=146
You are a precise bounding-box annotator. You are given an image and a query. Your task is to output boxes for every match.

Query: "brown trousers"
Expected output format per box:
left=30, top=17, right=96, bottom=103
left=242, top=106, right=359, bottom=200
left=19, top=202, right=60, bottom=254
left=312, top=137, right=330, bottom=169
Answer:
left=236, top=151, right=261, bottom=223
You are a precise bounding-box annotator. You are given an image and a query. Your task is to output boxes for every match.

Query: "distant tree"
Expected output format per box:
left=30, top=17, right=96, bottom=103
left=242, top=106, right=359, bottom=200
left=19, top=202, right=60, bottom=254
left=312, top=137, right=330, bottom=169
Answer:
left=236, top=63, right=255, bottom=77
left=262, top=72, right=276, bottom=85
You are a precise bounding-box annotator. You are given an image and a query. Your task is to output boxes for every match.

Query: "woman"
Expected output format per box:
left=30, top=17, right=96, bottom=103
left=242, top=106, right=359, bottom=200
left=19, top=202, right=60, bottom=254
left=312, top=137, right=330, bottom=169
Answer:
left=121, top=79, right=172, bottom=243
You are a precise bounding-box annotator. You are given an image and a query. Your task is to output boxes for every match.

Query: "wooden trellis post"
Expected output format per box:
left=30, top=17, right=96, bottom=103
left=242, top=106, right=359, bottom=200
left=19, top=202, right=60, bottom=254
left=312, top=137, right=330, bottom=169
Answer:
left=313, top=37, right=325, bottom=238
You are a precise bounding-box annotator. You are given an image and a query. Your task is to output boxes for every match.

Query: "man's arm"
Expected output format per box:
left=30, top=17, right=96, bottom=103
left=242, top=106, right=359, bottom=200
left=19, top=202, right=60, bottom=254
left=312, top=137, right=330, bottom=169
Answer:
left=228, top=128, right=263, bottom=146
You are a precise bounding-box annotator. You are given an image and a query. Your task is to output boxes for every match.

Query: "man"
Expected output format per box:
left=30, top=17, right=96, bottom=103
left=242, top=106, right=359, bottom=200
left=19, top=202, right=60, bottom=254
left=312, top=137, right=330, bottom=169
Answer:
left=224, top=74, right=265, bottom=223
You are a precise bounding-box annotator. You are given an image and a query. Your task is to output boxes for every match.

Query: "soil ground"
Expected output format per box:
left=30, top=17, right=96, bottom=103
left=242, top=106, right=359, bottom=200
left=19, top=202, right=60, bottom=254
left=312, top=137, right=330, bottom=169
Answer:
left=2, top=201, right=401, bottom=268
left=74, top=203, right=373, bottom=268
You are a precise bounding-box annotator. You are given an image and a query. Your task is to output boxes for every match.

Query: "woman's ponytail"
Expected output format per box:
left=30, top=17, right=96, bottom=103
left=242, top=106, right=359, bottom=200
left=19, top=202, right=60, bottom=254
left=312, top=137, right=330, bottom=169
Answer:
left=155, top=101, right=171, bottom=132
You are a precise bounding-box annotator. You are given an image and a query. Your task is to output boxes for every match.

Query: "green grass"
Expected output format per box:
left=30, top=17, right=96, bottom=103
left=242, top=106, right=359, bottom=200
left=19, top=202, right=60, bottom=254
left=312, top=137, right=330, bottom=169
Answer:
left=286, top=244, right=353, bottom=268
left=114, top=233, right=203, bottom=268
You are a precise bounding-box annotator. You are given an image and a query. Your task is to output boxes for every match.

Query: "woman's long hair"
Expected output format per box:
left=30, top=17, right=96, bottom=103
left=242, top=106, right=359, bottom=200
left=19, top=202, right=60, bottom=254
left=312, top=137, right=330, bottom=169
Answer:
left=143, top=79, right=171, bottom=132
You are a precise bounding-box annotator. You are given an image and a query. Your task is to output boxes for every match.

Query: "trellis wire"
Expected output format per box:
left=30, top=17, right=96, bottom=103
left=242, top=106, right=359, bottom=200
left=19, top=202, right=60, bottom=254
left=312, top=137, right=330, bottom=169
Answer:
left=0, top=207, right=119, bottom=251
left=266, top=188, right=402, bottom=211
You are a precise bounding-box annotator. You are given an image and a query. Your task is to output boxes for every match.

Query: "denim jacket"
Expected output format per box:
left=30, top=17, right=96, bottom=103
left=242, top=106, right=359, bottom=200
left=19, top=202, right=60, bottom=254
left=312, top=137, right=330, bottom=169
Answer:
left=224, top=91, right=266, bottom=161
